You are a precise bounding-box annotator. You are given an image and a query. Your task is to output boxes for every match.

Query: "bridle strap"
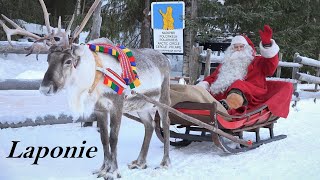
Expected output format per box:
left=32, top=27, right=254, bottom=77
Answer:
left=89, top=52, right=103, bottom=93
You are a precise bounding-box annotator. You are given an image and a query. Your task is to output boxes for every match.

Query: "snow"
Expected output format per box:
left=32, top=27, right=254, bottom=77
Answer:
left=1, top=100, right=320, bottom=180
left=0, top=53, right=47, bottom=79
left=1, top=47, right=320, bottom=180
left=0, top=90, right=71, bottom=123
left=200, top=51, right=225, bottom=63
left=297, top=55, right=320, bottom=68
left=278, top=61, right=302, bottom=68
left=266, top=77, right=299, bottom=84
left=297, top=72, right=320, bottom=84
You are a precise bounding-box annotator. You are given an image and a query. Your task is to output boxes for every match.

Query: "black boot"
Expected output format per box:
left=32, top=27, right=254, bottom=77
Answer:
left=219, top=99, right=230, bottom=110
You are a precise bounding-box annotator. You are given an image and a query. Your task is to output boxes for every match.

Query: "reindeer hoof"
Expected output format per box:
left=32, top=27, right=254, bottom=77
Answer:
left=160, top=158, right=171, bottom=169
left=94, top=169, right=121, bottom=180
left=104, top=171, right=121, bottom=180
left=128, top=160, right=147, bottom=169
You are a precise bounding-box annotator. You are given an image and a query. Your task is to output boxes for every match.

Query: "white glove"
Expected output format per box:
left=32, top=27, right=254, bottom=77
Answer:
left=196, top=81, right=210, bottom=91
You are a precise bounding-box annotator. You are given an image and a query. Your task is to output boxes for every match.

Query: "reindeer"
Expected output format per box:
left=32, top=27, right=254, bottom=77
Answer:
left=0, top=0, right=171, bottom=179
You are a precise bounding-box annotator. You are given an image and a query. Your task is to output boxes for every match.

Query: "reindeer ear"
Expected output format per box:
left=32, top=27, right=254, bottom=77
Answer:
left=72, top=44, right=85, bottom=57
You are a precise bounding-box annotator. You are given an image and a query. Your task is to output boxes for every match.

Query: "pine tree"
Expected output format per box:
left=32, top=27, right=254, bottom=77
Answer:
left=196, top=0, right=320, bottom=77
left=100, top=0, right=145, bottom=47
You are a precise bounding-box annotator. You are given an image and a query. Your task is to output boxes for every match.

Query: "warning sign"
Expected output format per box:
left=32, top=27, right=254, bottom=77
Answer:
left=153, top=29, right=183, bottom=54
left=151, top=1, right=185, bottom=54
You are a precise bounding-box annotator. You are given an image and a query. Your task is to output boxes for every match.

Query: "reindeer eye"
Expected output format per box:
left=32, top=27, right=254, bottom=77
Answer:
left=65, top=59, right=72, bottom=65
left=54, top=37, right=61, bottom=41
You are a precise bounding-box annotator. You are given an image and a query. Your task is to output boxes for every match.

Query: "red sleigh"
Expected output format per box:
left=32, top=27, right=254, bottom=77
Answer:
left=152, top=81, right=292, bottom=153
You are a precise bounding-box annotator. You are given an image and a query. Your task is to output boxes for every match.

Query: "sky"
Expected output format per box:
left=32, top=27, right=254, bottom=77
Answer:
left=0, top=48, right=320, bottom=180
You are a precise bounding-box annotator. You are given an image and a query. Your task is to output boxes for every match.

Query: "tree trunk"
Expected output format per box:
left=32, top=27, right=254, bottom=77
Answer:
left=82, top=0, right=86, bottom=14
left=86, top=1, right=102, bottom=42
left=76, top=0, right=82, bottom=15
left=183, top=0, right=197, bottom=77
left=140, top=0, right=151, bottom=48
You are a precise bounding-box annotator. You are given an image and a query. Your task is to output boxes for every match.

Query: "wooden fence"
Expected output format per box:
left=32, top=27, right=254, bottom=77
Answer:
left=2, top=47, right=320, bottom=128
left=0, top=42, right=48, bottom=54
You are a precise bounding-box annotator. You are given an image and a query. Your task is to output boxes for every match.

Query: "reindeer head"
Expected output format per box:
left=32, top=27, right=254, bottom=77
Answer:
left=0, top=0, right=101, bottom=95
left=39, top=45, right=85, bottom=95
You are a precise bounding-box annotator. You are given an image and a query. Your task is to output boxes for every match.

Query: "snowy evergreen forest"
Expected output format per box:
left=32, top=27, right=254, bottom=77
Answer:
left=1, top=0, right=320, bottom=75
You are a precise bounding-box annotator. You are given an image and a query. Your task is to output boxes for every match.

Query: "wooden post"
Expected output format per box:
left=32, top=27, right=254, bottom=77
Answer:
left=204, top=49, right=212, bottom=77
left=315, top=54, right=320, bottom=91
left=292, top=52, right=300, bottom=107
left=197, top=46, right=204, bottom=79
left=293, top=53, right=300, bottom=92
left=189, top=46, right=202, bottom=85
left=314, top=54, right=320, bottom=103
left=276, top=53, right=283, bottom=78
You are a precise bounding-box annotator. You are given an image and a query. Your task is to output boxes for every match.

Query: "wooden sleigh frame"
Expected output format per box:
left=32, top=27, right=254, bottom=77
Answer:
left=130, top=92, right=287, bottom=153
left=152, top=101, right=287, bottom=153
left=125, top=83, right=291, bottom=155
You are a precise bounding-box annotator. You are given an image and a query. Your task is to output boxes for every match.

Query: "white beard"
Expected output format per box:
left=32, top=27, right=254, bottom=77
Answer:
left=210, top=45, right=254, bottom=95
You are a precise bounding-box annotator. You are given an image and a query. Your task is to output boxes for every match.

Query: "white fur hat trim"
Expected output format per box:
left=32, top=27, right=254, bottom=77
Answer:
left=231, top=35, right=249, bottom=45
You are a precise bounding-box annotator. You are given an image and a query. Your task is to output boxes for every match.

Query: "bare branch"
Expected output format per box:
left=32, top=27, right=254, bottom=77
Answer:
left=72, top=0, right=101, bottom=41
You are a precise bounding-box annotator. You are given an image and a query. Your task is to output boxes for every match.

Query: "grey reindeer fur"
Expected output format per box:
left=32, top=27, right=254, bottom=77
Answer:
left=39, top=38, right=171, bottom=180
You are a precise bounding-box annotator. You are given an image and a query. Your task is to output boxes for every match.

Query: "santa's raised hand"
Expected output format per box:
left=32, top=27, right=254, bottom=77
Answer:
left=259, top=25, right=273, bottom=47
left=258, top=25, right=279, bottom=58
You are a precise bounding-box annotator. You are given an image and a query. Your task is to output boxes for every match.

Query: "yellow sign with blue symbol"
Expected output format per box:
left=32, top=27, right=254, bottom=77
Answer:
left=151, top=1, right=185, bottom=54
left=151, top=1, right=185, bottom=30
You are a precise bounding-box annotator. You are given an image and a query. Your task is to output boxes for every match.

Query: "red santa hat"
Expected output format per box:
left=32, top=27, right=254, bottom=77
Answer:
left=231, top=35, right=256, bottom=55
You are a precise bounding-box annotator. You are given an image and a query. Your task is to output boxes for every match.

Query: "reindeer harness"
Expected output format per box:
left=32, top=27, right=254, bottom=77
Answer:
left=87, top=44, right=141, bottom=95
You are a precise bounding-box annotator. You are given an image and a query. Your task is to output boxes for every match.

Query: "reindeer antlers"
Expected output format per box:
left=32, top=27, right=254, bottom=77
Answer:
left=0, top=0, right=101, bottom=51
left=38, top=0, right=52, bottom=34
left=0, top=14, right=41, bottom=46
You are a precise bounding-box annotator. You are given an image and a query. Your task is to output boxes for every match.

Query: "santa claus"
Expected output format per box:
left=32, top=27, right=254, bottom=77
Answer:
left=197, top=25, right=293, bottom=117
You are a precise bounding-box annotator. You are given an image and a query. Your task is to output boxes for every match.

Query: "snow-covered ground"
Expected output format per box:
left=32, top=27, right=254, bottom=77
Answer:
left=1, top=53, right=320, bottom=180
left=1, top=100, right=320, bottom=180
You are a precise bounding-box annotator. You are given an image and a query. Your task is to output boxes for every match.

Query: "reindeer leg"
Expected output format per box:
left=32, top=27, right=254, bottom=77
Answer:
left=128, top=112, right=154, bottom=169
left=93, top=110, right=113, bottom=178
left=158, top=107, right=170, bottom=168
left=158, top=76, right=171, bottom=168
left=102, top=99, right=123, bottom=179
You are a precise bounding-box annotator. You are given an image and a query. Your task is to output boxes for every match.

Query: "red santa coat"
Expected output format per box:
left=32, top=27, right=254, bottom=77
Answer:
left=203, top=41, right=293, bottom=118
